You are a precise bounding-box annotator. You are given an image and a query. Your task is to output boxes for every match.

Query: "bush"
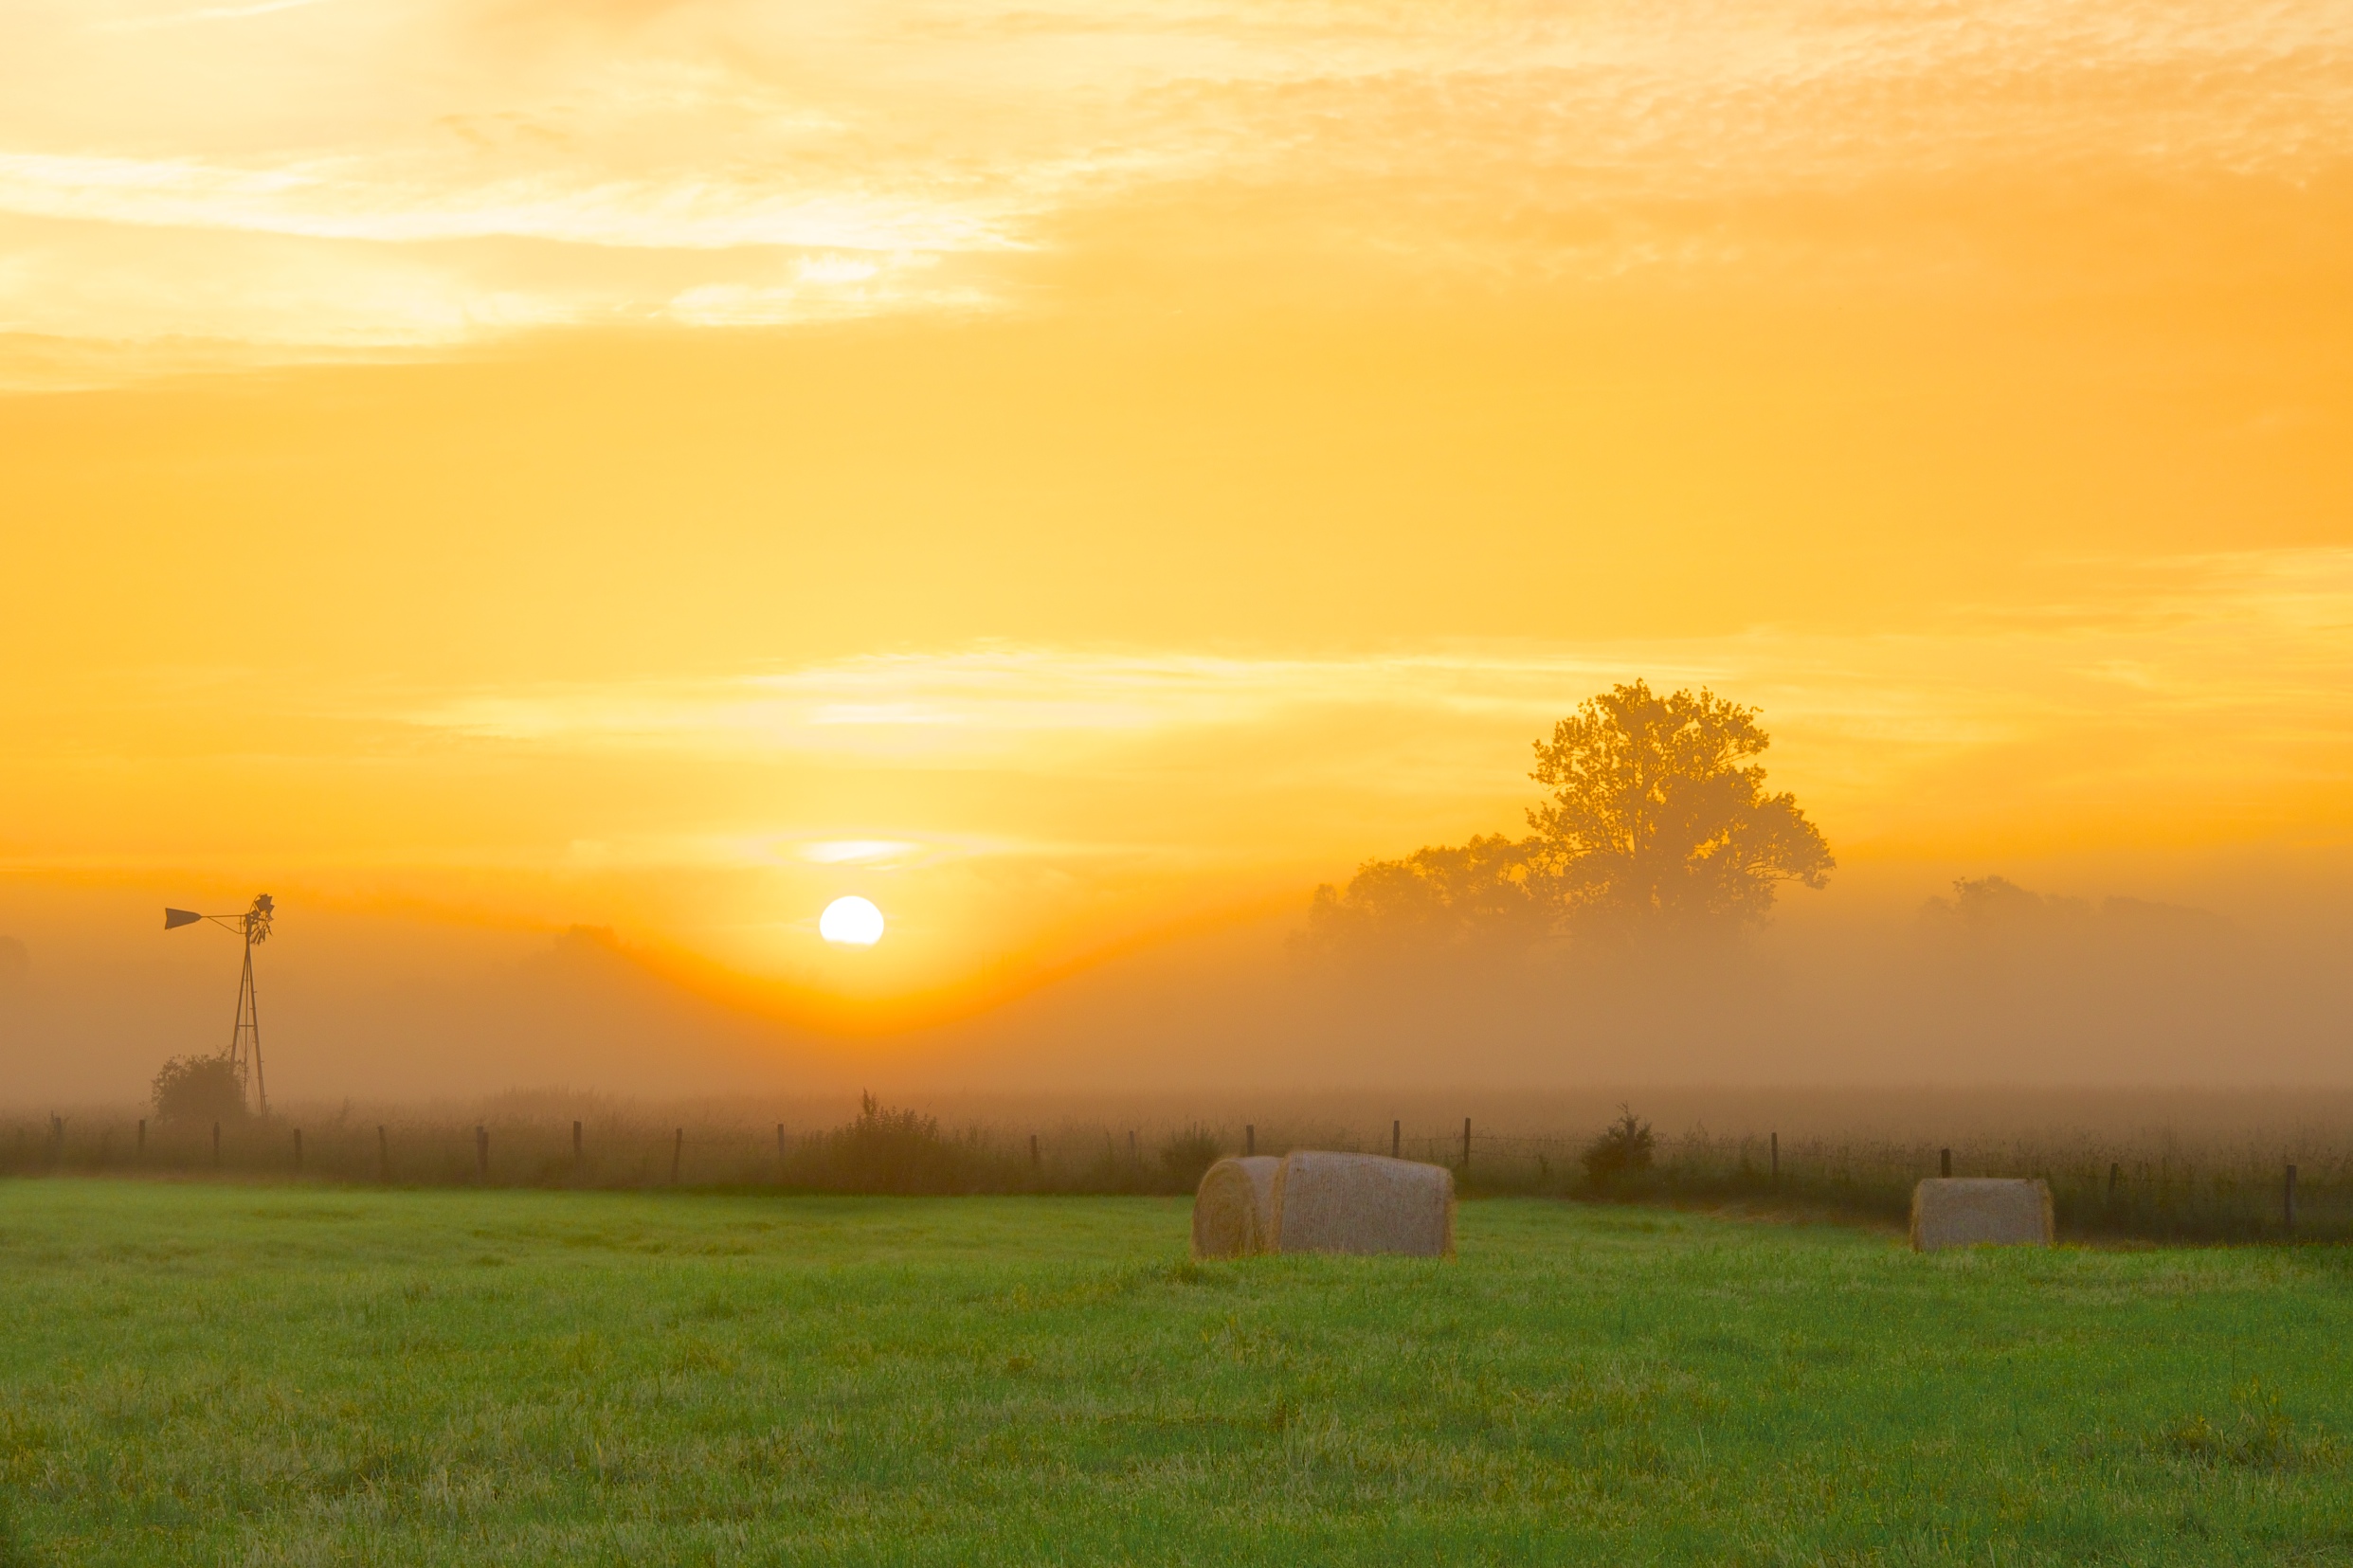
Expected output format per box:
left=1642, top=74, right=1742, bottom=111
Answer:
left=1159, top=1126, right=1224, bottom=1189
left=808, top=1093, right=977, bottom=1194
left=152, top=1054, right=248, bottom=1125
left=1582, top=1105, right=1655, bottom=1186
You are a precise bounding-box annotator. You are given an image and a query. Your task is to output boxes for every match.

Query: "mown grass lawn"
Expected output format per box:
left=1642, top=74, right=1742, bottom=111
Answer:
left=2, top=1180, right=2351, bottom=1565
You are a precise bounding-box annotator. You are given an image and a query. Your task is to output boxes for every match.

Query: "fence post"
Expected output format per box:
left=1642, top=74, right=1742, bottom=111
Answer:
left=1770, top=1131, right=1779, bottom=1182
left=2286, top=1162, right=2298, bottom=1235
left=476, top=1125, right=488, bottom=1181
left=672, top=1127, right=683, bottom=1184
left=1392, top=1119, right=1401, bottom=1159
left=378, top=1125, right=389, bottom=1183
left=1461, top=1117, right=1472, bottom=1173
left=136, top=1118, right=146, bottom=1163
left=212, top=1121, right=222, bottom=1169
left=1940, top=1147, right=1951, bottom=1178
left=293, top=1127, right=302, bottom=1175
left=1245, top=1125, right=1255, bottom=1157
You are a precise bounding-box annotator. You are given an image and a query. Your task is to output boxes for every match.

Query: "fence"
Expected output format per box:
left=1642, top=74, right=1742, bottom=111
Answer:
left=0, top=1113, right=1220, bottom=1196
left=2, top=1110, right=2343, bottom=1243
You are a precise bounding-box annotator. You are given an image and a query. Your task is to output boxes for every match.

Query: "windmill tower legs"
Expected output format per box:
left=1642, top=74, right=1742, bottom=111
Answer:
left=227, top=933, right=266, bottom=1117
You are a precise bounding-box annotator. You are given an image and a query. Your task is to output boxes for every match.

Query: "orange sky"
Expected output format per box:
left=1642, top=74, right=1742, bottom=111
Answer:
left=4, top=0, right=2351, bottom=1056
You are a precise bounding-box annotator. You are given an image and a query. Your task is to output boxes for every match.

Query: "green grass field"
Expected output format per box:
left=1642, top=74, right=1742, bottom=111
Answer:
left=4, top=1181, right=2351, bottom=1565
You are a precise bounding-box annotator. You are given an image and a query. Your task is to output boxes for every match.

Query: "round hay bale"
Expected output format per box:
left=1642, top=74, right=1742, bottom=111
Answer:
left=1270, top=1150, right=1454, bottom=1257
left=1191, top=1155, right=1280, bottom=1258
left=1910, top=1177, right=2054, bottom=1252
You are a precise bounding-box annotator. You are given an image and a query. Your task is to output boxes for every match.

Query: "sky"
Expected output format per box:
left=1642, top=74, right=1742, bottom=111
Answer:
left=3, top=0, right=2351, bottom=1097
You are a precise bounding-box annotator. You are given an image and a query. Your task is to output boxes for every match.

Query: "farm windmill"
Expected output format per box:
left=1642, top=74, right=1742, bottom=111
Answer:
left=164, top=893, right=276, bottom=1116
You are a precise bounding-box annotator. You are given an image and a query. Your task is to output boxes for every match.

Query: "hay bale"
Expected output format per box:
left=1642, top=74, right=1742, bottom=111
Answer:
left=1270, top=1151, right=1455, bottom=1258
left=1910, top=1178, right=2054, bottom=1252
left=1191, top=1156, right=1280, bottom=1258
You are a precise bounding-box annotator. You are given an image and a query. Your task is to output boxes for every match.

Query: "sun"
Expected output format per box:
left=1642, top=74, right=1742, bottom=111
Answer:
left=819, top=895, right=885, bottom=946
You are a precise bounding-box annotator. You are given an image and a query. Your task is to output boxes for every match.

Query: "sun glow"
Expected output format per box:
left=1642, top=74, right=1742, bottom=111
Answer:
left=818, top=896, right=885, bottom=947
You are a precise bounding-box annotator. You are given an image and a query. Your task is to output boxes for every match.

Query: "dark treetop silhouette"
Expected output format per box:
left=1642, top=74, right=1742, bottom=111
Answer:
left=1304, top=681, right=1833, bottom=961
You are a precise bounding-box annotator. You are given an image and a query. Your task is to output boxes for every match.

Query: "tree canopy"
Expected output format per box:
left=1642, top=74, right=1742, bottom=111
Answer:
left=1528, top=681, right=1834, bottom=937
left=1302, top=681, right=1832, bottom=962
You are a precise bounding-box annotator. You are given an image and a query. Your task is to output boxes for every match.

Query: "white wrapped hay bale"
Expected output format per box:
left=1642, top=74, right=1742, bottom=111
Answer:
left=1191, top=1156, right=1281, bottom=1258
left=1270, top=1151, right=1455, bottom=1258
left=1910, top=1178, right=2054, bottom=1252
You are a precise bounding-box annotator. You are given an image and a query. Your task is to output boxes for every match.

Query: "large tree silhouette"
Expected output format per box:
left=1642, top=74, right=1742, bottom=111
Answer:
left=1528, top=681, right=1833, bottom=937
left=1303, top=681, right=1832, bottom=961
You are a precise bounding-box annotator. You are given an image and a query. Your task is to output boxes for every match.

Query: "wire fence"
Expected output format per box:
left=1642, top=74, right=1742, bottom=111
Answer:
left=0, top=1113, right=1233, bottom=1195
left=2, top=1110, right=2344, bottom=1243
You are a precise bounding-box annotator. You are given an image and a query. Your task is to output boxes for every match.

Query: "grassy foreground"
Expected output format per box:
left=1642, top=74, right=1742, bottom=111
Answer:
left=2, top=1184, right=2351, bottom=1565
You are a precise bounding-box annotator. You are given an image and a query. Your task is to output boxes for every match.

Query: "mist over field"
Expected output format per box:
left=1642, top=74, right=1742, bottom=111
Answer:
left=6, top=853, right=2349, bottom=1112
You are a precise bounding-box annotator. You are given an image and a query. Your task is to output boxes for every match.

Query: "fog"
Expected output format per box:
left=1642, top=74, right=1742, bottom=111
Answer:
left=4, top=856, right=2350, bottom=1123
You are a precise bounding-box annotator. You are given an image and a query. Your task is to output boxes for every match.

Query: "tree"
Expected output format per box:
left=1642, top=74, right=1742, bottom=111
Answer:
left=1298, top=833, right=1548, bottom=964
left=152, top=1054, right=248, bottom=1125
left=1300, top=680, right=1832, bottom=962
left=1527, top=681, right=1832, bottom=938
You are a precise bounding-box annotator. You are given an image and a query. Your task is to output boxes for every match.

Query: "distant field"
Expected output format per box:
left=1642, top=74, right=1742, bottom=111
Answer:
left=3, top=1182, right=2351, bottom=1565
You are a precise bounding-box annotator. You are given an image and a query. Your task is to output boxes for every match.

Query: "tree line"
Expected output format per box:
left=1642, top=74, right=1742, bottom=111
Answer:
left=1299, top=680, right=1833, bottom=962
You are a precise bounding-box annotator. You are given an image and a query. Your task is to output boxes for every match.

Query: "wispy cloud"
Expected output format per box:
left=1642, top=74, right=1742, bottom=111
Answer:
left=400, top=551, right=2353, bottom=844
left=0, top=153, right=1028, bottom=252
left=99, top=0, right=338, bottom=32
left=2, top=0, right=2345, bottom=363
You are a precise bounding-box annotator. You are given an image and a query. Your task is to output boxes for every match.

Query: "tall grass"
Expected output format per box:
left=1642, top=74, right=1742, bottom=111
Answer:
left=3, top=1100, right=2340, bottom=1242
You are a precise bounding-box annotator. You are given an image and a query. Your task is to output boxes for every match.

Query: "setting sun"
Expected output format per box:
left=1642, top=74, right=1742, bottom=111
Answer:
left=818, top=896, right=886, bottom=948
